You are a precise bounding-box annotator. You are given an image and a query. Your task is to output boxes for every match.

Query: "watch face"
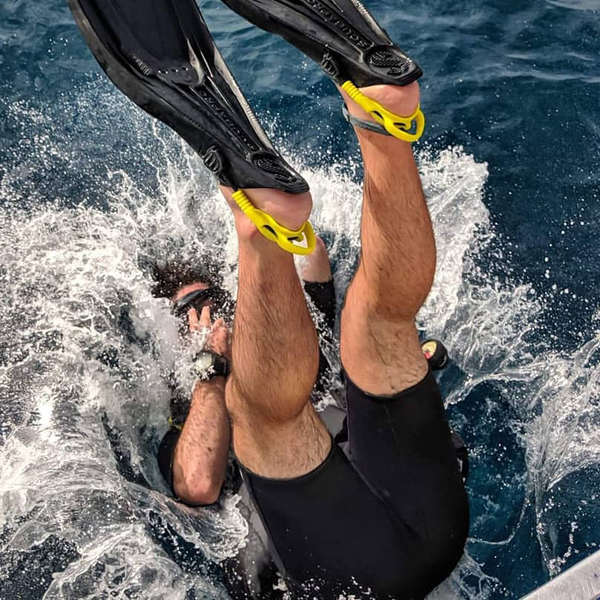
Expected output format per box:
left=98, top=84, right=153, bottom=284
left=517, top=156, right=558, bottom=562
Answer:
left=194, top=352, right=213, bottom=377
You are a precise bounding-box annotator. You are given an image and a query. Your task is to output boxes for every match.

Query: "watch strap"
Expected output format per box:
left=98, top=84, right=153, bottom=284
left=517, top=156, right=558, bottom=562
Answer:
left=212, top=353, right=230, bottom=377
left=193, top=351, right=230, bottom=380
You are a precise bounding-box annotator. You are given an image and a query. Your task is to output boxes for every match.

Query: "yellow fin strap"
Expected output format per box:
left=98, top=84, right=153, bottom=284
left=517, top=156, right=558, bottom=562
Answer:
left=341, top=80, right=425, bottom=142
left=232, top=190, right=316, bottom=256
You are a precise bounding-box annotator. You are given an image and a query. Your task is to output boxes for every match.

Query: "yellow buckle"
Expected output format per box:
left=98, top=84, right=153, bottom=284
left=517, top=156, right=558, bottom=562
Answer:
left=341, top=80, right=425, bottom=142
left=232, top=190, right=316, bottom=256
left=168, top=417, right=184, bottom=431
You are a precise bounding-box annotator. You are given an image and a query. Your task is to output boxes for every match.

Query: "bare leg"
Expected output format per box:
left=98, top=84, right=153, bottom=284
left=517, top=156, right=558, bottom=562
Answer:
left=300, top=236, right=332, bottom=283
left=340, top=82, right=435, bottom=395
left=221, top=188, right=331, bottom=478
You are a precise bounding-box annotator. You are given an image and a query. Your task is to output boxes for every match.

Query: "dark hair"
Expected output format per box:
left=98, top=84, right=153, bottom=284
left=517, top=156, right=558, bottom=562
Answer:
left=150, top=258, right=221, bottom=299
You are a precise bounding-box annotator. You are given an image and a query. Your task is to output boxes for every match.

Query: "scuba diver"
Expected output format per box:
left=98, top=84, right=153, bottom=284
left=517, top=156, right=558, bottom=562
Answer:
left=149, top=238, right=467, bottom=600
left=68, top=0, right=470, bottom=597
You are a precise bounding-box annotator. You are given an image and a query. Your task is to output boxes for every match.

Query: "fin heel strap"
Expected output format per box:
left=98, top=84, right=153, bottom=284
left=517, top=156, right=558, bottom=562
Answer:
left=341, top=81, right=425, bottom=142
left=232, top=190, right=316, bottom=256
left=342, top=104, right=391, bottom=136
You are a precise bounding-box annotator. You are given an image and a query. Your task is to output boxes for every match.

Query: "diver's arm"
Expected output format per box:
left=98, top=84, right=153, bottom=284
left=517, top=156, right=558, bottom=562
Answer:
left=172, top=307, right=231, bottom=505
left=172, top=376, right=230, bottom=505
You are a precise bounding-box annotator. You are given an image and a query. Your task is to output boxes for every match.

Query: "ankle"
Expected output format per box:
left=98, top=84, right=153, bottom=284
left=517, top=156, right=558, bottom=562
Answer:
left=221, top=186, right=313, bottom=232
left=300, top=236, right=332, bottom=283
left=341, top=81, right=420, bottom=124
left=236, top=220, right=298, bottom=263
left=233, top=210, right=262, bottom=242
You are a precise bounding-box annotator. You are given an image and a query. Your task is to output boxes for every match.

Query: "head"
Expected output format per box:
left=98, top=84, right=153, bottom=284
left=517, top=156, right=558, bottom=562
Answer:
left=150, top=258, right=234, bottom=321
left=150, top=260, right=216, bottom=300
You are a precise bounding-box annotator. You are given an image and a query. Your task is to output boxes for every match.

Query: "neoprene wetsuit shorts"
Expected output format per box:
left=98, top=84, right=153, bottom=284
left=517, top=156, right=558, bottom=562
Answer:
left=239, top=369, right=469, bottom=599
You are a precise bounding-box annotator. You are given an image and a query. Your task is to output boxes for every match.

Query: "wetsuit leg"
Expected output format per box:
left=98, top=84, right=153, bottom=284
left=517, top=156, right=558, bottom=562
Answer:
left=304, top=279, right=336, bottom=395
left=157, top=427, right=180, bottom=492
left=240, top=370, right=468, bottom=598
left=304, top=280, right=336, bottom=332
left=241, top=444, right=423, bottom=598
left=344, top=369, right=470, bottom=593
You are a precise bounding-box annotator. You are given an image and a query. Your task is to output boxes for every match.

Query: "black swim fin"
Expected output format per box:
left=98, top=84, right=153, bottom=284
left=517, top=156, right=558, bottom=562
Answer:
left=218, top=0, right=425, bottom=140
left=219, top=0, right=421, bottom=88
left=67, top=0, right=308, bottom=195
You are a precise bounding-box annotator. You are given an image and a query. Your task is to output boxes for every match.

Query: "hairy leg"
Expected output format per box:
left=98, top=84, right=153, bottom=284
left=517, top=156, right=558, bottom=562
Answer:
left=221, top=188, right=331, bottom=478
left=340, top=82, right=435, bottom=395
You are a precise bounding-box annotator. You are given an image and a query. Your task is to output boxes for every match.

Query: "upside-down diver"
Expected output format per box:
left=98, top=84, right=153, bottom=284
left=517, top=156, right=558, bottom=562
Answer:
left=68, top=0, right=470, bottom=596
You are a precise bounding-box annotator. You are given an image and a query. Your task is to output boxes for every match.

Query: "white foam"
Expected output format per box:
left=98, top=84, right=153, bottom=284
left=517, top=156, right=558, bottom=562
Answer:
left=1, top=85, right=598, bottom=598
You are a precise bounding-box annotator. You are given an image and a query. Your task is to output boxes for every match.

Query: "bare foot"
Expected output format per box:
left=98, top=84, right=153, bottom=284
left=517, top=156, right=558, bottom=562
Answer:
left=301, top=236, right=332, bottom=283
left=219, top=185, right=313, bottom=243
left=339, top=80, right=420, bottom=124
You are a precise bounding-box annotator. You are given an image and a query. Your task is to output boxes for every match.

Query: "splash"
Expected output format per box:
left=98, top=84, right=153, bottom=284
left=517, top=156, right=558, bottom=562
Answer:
left=1, top=83, right=599, bottom=599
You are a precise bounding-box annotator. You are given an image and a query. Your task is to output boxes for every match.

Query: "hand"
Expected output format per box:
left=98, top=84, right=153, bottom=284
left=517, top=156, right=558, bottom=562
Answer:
left=188, top=305, right=231, bottom=360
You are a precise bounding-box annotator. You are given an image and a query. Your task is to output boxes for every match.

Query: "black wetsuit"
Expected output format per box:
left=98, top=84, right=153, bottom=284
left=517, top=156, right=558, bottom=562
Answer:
left=159, top=281, right=469, bottom=599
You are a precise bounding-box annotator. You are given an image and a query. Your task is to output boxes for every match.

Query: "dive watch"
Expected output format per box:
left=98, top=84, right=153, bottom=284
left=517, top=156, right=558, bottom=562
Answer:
left=193, top=351, right=230, bottom=380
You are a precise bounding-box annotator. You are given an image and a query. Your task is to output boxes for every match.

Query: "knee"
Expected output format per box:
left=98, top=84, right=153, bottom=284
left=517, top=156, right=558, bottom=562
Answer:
left=343, top=279, right=420, bottom=324
left=226, top=370, right=317, bottom=425
left=229, top=342, right=319, bottom=412
left=348, top=263, right=434, bottom=322
left=366, top=290, right=427, bottom=322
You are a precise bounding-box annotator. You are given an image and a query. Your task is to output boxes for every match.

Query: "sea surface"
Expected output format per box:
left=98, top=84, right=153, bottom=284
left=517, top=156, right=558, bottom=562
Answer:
left=1, top=0, right=600, bottom=598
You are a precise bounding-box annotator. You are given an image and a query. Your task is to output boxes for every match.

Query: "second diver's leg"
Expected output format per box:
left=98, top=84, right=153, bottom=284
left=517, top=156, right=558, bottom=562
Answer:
left=221, top=188, right=331, bottom=478
left=301, top=237, right=336, bottom=395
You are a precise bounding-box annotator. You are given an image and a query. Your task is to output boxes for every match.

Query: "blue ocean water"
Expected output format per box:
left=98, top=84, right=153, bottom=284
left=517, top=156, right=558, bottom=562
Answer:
left=1, top=0, right=600, bottom=598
